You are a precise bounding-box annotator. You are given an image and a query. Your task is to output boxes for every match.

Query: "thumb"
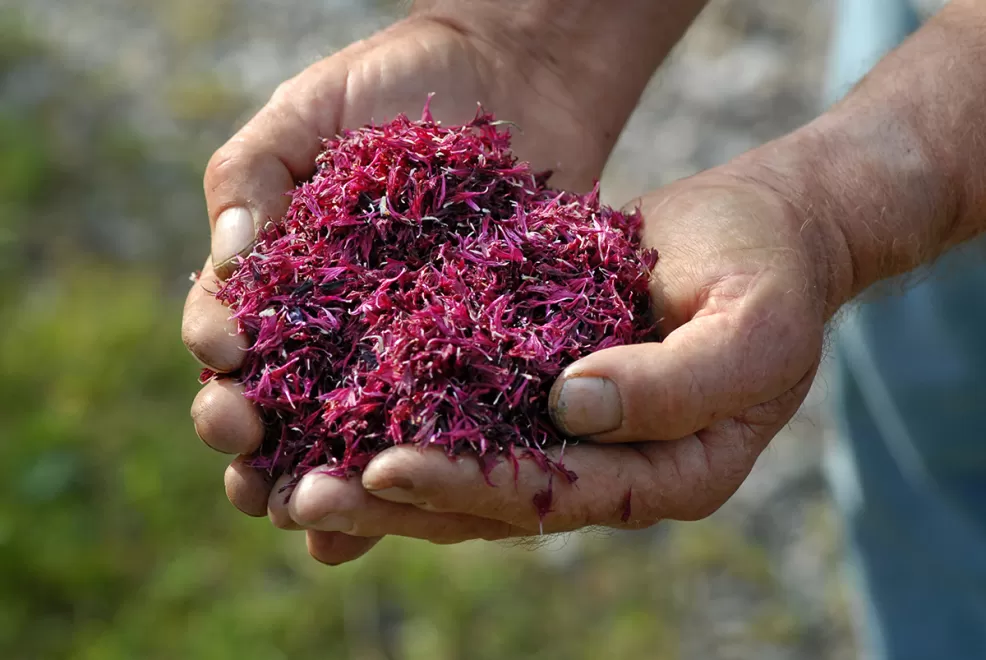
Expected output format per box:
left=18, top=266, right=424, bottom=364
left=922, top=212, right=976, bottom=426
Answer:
left=548, top=279, right=817, bottom=442
left=204, top=64, right=347, bottom=279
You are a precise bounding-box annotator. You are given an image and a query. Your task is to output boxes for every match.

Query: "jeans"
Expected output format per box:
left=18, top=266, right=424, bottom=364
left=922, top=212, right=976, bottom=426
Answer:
left=824, top=1, right=986, bottom=657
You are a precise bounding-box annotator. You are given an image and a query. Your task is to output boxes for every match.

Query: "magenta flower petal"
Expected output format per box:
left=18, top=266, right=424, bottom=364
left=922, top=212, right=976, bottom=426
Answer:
left=202, top=101, right=658, bottom=493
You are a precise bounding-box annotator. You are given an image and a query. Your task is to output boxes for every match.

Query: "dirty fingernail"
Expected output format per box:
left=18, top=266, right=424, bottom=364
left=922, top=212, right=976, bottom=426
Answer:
left=211, top=206, right=256, bottom=271
left=367, top=486, right=425, bottom=505
left=550, top=376, right=622, bottom=436
left=362, top=472, right=413, bottom=493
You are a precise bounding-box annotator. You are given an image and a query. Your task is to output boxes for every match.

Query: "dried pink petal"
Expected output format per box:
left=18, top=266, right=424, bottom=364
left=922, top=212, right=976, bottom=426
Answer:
left=202, top=100, right=658, bottom=497
left=620, top=488, right=633, bottom=524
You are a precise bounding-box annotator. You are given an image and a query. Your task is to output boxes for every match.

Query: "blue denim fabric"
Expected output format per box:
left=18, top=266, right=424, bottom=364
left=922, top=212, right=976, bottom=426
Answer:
left=823, top=1, right=986, bottom=657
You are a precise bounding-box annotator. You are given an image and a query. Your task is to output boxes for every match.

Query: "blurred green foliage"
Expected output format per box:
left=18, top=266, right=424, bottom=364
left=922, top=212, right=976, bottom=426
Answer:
left=0, top=256, right=775, bottom=659
left=0, top=9, right=833, bottom=660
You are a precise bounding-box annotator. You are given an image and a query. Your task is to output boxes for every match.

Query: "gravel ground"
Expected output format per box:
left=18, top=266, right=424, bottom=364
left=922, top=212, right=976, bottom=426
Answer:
left=8, top=0, right=860, bottom=657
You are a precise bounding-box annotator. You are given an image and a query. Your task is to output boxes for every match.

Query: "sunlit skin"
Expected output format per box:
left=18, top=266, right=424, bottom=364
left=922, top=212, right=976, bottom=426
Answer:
left=183, top=0, right=986, bottom=565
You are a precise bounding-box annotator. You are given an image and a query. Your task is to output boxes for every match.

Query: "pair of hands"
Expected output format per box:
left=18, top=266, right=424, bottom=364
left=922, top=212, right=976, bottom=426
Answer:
left=182, top=12, right=846, bottom=566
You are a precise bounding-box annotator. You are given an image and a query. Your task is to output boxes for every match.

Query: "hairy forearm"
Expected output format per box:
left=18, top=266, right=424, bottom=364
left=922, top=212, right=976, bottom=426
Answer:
left=736, top=0, right=986, bottom=316
left=412, top=0, right=710, bottom=149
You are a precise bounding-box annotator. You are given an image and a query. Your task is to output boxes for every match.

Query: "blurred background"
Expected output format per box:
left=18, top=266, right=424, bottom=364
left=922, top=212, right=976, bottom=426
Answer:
left=0, top=1, right=857, bottom=658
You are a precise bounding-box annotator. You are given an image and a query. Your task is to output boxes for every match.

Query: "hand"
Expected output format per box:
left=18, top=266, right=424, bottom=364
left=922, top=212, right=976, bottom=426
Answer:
left=195, top=0, right=986, bottom=562
left=290, top=0, right=986, bottom=550
left=278, top=158, right=841, bottom=548
left=181, top=2, right=689, bottom=564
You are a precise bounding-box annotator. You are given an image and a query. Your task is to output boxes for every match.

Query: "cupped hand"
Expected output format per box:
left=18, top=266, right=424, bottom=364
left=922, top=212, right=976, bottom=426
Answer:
left=185, top=0, right=986, bottom=566
left=182, top=13, right=622, bottom=564
left=276, top=160, right=843, bottom=551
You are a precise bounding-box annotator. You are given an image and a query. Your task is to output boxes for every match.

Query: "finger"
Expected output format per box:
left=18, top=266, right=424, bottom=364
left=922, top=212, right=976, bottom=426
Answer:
left=268, top=474, right=303, bottom=530
left=182, top=258, right=249, bottom=372
left=364, top=365, right=816, bottom=531
left=204, top=63, right=348, bottom=278
left=288, top=469, right=523, bottom=543
left=224, top=457, right=273, bottom=517
left=191, top=379, right=264, bottom=454
left=548, top=281, right=818, bottom=442
left=362, top=428, right=766, bottom=532
left=306, top=531, right=382, bottom=566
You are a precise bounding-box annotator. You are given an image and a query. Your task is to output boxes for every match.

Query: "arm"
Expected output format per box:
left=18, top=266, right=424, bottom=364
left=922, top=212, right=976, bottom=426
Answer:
left=731, top=0, right=986, bottom=315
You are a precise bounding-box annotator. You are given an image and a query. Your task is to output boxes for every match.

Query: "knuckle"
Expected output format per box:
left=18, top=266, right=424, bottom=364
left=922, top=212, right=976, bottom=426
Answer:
left=269, top=77, right=299, bottom=107
left=204, top=84, right=293, bottom=193
left=204, top=143, right=247, bottom=195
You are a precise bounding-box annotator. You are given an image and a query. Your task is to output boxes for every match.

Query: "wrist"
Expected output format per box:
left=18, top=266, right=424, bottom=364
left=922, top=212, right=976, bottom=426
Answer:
left=648, top=13, right=963, bottom=324
left=782, top=113, right=952, bottom=314
left=721, top=2, right=986, bottom=319
left=411, top=0, right=708, bottom=161
left=717, top=121, right=951, bottom=323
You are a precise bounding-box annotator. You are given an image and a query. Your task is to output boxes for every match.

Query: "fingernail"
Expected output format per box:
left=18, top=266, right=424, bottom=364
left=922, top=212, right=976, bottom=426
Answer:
left=367, top=486, right=425, bottom=504
left=363, top=474, right=425, bottom=504
left=550, top=376, right=623, bottom=436
left=311, top=514, right=353, bottom=533
left=363, top=472, right=412, bottom=493
left=211, top=206, right=256, bottom=270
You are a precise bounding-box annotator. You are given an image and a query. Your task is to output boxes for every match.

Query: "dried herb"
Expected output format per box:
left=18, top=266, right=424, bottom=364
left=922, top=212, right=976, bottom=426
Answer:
left=201, top=99, right=657, bottom=495
left=620, top=488, right=633, bottom=524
